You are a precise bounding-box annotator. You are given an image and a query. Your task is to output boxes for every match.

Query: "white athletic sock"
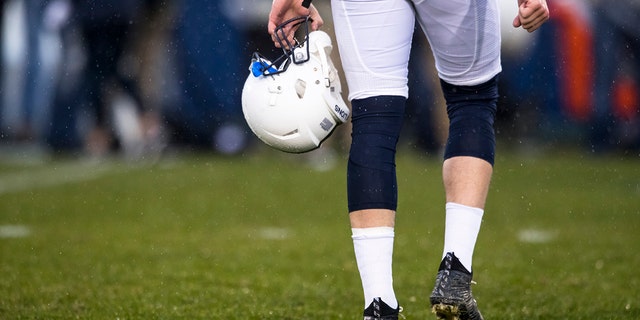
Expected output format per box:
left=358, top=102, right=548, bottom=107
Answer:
left=442, top=202, right=484, bottom=272
left=352, top=227, right=398, bottom=309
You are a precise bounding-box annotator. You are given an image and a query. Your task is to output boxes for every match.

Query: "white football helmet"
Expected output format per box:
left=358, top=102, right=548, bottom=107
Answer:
left=241, top=17, right=349, bottom=153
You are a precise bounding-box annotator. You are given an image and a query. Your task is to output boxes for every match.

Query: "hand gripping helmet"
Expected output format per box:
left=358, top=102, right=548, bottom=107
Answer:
left=241, top=16, right=349, bottom=153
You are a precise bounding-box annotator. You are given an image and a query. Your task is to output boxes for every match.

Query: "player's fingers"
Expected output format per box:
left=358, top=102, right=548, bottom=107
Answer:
left=524, top=19, right=547, bottom=33
left=271, top=34, right=282, bottom=48
left=310, top=16, right=323, bottom=31
left=268, top=22, right=281, bottom=47
left=268, top=22, right=277, bottom=37
left=274, top=28, right=298, bottom=49
left=521, top=7, right=549, bottom=32
left=523, top=13, right=549, bottom=32
left=268, top=15, right=283, bottom=45
left=309, top=5, right=324, bottom=30
left=518, top=0, right=547, bottom=21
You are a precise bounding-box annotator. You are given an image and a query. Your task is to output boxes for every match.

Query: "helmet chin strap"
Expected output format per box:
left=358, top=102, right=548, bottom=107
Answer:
left=308, top=31, right=350, bottom=123
left=307, top=33, right=350, bottom=124
left=308, top=36, right=331, bottom=87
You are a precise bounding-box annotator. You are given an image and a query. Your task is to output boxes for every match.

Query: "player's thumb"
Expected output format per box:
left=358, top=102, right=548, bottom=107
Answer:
left=268, top=22, right=276, bottom=35
left=311, top=17, right=323, bottom=31
left=309, top=6, right=324, bottom=31
left=512, top=15, right=522, bottom=28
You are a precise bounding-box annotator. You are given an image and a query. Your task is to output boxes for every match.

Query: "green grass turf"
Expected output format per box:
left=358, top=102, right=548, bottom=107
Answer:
left=1, top=150, right=639, bottom=319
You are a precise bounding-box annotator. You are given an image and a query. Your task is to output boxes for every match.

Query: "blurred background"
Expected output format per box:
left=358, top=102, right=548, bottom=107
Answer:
left=0, top=2, right=638, bottom=318
left=0, top=0, right=638, bottom=163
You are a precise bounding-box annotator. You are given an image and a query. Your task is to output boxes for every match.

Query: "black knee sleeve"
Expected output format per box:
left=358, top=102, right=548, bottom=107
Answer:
left=347, top=96, right=406, bottom=212
left=442, top=75, right=499, bottom=166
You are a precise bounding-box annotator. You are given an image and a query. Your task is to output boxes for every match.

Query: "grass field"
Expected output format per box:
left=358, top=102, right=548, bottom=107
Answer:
left=1, top=148, right=639, bottom=319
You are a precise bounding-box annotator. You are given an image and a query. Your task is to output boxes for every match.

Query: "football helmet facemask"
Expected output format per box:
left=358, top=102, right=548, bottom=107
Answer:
left=241, top=16, right=349, bottom=153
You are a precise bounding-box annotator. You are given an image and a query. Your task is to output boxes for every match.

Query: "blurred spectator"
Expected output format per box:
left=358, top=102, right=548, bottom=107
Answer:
left=47, top=0, right=165, bottom=158
left=495, top=0, right=594, bottom=149
left=1, top=0, right=65, bottom=143
left=5, top=0, right=636, bottom=159
left=589, top=0, right=640, bottom=153
left=168, top=0, right=250, bottom=155
left=494, top=0, right=543, bottom=147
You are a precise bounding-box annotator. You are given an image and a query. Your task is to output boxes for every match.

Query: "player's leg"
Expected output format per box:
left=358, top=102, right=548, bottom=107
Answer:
left=440, top=76, right=498, bottom=269
left=331, top=0, right=415, bottom=317
left=348, top=95, right=405, bottom=318
left=427, top=76, right=498, bottom=320
left=415, top=0, right=501, bottom=318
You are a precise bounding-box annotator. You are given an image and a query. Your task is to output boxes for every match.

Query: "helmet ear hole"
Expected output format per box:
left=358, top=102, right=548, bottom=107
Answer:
left=295, top=79, right=307, bottom=99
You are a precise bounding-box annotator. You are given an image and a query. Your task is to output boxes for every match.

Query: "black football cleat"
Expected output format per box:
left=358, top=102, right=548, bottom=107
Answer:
left=429, top=252, right=484, bottom=320
left=363, top=297, right=402, bottom=320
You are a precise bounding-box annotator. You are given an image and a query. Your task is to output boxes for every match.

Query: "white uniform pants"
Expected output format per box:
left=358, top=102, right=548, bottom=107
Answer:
left=331, top=0, right=502, bottom=101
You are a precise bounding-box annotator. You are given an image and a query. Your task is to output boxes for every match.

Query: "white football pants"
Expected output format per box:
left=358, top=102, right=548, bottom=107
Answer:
left=331, top=0, right=502, bottom=101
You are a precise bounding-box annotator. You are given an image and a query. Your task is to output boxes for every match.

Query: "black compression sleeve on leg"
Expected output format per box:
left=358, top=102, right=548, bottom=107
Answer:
left=347, top=96, right=406, bottom=212
left=442, top=75, right=499, bottom=166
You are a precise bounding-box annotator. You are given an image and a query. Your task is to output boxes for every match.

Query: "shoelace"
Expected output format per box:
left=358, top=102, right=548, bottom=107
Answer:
left=398, top=306, right=405, bottom=319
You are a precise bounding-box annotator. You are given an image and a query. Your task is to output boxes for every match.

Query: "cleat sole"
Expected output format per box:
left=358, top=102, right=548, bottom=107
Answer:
left=432, top=303, right=461, bottom=320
